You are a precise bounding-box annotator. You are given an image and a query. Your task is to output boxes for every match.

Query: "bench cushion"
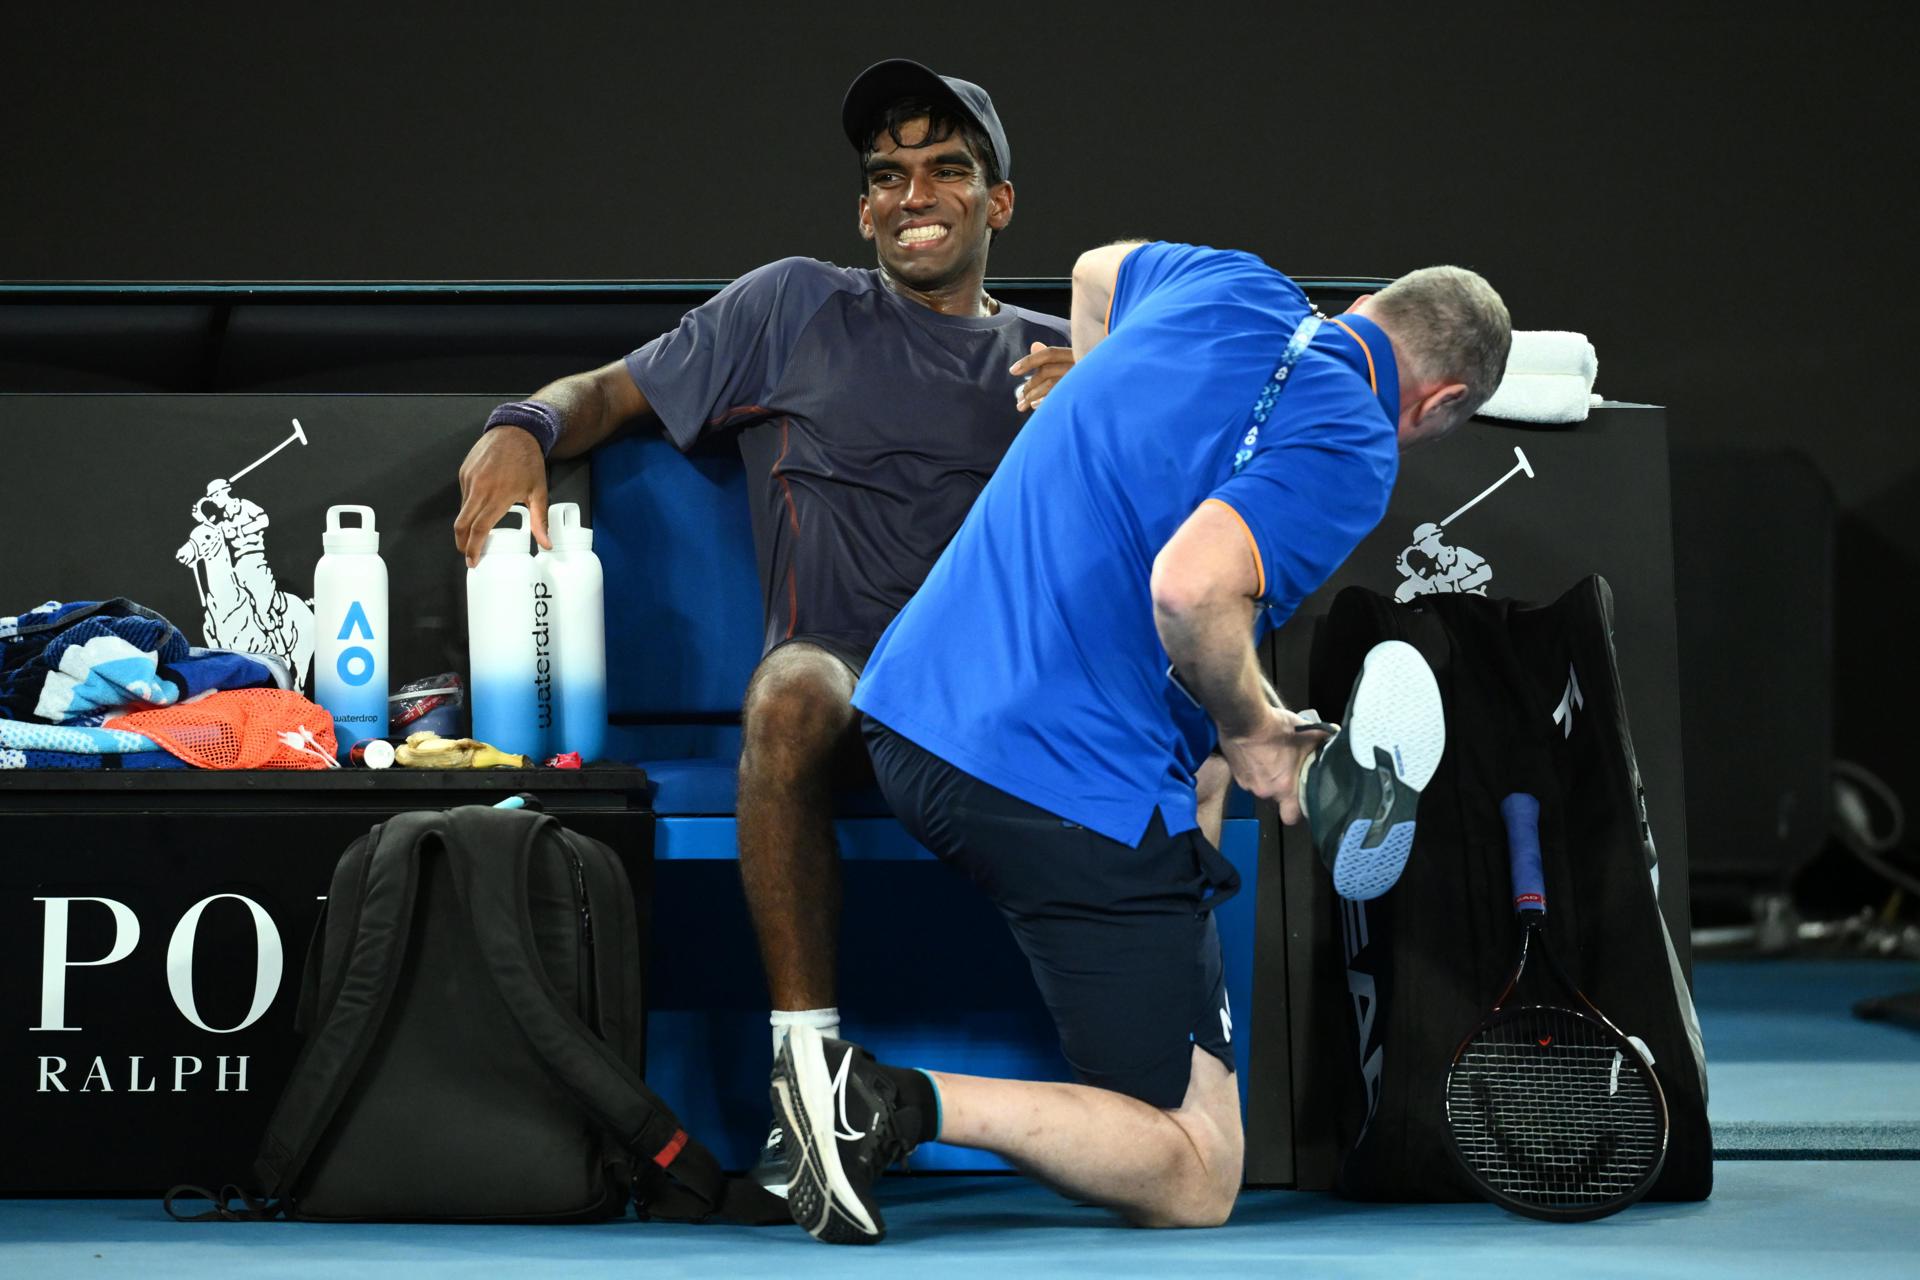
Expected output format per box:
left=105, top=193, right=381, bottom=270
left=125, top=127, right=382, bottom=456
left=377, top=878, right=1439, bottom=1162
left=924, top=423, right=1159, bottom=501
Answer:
left=594, top=433, right=762, bottom=719
left=642, top=756, right=896, bottom=818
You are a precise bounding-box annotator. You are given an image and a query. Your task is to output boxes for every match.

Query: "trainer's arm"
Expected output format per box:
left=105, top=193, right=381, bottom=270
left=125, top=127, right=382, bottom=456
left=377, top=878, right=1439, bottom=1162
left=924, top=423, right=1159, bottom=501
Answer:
left=1151, top=502, right=1273, bottom=740
left=453, top=360, right=651, bottom=566
left=1070, top=240, right=1147, bottom=359
left=1152, top=501, right=1327, bottom=820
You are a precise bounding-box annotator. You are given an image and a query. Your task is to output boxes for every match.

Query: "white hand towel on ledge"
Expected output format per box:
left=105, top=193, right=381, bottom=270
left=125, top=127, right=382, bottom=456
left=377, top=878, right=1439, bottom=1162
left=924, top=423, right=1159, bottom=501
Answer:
left=1479, top=330, right=1599, bottom=424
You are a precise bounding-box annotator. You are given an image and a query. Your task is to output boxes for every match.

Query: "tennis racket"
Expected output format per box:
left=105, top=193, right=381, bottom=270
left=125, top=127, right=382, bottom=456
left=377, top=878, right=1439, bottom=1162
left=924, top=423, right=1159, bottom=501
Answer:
left=1442, top=792, right=1669, bottom=1222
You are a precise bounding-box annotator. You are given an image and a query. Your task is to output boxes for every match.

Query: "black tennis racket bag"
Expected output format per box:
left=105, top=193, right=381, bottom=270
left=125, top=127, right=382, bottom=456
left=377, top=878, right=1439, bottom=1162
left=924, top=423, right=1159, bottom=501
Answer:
left=1311, top=576, right=1712, bottom=1202
left=171, top=802, right=783, bottom=1225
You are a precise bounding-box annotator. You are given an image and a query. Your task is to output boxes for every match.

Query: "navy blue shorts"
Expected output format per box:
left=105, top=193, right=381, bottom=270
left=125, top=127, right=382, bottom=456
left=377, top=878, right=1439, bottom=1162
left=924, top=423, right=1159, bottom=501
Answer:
left=864, top=717, right=1238, bottom=1109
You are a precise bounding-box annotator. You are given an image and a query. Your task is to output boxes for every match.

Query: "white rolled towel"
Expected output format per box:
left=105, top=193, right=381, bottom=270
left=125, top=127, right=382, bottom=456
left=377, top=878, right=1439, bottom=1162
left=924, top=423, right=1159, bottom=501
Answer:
left=1478, top=330, right=1599, bottom=424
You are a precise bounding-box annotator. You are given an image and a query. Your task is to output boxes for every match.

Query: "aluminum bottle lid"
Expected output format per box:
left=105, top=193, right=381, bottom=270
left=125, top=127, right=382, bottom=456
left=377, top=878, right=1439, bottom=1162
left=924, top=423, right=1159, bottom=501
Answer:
left=547, top=502, right=594, bottom=551
left=323, top=505, right=380, bottom=554
left=480, top=505, right=532, bottom=557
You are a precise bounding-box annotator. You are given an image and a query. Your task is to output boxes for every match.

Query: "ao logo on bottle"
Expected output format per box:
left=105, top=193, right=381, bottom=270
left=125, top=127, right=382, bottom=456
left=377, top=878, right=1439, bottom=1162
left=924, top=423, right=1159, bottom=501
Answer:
left=335, top=601, right=377, bottom=686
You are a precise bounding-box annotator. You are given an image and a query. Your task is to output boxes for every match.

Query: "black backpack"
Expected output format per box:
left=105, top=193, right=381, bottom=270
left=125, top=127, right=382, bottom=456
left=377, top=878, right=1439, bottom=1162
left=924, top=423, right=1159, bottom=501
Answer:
left=1310, top=577, right=1713, bottom=1203
left=169, top=801, right=784, bottom=1225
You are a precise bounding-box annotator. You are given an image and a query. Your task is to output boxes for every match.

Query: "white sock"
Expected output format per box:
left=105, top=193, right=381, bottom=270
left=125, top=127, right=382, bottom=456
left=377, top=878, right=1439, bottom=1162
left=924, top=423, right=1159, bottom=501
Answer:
left=771, top=1007, right=840, bottom=1059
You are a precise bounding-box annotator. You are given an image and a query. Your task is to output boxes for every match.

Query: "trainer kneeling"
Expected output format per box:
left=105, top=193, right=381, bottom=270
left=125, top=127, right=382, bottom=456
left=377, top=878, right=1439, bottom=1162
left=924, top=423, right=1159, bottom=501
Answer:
left=770, top=240, right=1511, bottom=1242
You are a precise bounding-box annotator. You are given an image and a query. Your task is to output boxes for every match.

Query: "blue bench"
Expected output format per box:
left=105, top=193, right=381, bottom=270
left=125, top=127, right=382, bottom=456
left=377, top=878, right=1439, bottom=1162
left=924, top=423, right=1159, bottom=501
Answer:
left=592, top=429, right=1264, bottom=1171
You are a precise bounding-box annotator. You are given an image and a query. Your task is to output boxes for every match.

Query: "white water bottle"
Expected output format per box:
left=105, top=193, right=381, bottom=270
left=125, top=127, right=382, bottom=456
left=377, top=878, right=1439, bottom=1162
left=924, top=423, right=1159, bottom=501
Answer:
left=467, top=504, right=543, bottom=759
left=314, top=505, right=389, bottom=753
left=536, top=503, right=607, bottom=762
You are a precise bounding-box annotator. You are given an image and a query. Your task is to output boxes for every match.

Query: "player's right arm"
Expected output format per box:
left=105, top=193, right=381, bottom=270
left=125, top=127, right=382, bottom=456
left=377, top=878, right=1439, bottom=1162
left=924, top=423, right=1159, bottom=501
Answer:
left=454, top=256, right=821, bottom=564
left=453, top=360, right=651, bottom=566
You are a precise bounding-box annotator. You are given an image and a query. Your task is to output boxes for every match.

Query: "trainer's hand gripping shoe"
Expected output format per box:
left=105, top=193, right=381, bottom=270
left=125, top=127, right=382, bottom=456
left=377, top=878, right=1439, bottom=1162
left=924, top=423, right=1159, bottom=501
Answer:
left=771, top=1027, right=918, bottom=1244
left=1296, top=640, right=1445, bottom=900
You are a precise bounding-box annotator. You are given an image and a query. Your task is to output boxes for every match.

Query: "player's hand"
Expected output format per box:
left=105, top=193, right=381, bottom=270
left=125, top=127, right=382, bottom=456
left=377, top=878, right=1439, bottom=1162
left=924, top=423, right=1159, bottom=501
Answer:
left=454, top=427, right=550, bottom=567
left=1218, top=708, right=1335, bottom=825
left=1010, top=342, right=1075, bottom=412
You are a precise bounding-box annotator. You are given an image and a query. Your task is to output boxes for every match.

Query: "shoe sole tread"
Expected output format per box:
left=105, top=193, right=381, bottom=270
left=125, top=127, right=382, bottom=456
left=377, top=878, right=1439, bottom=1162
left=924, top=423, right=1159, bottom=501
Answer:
left=1322, top=641, right=1445, bottom=901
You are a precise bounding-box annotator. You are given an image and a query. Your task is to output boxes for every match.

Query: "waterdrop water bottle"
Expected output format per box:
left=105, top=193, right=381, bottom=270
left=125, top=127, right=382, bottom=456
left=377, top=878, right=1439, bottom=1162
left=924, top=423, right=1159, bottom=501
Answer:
left=537, top=502, right=607, bottom=762
left=314, top=505, right=389, bottom=754
left=466, top=504, right=542, bottom=759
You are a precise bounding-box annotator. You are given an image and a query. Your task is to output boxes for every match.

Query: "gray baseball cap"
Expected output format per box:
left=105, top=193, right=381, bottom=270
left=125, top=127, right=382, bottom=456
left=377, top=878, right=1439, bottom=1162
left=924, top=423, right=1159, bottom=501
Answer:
left=841, top=58, right=1012, bottom=183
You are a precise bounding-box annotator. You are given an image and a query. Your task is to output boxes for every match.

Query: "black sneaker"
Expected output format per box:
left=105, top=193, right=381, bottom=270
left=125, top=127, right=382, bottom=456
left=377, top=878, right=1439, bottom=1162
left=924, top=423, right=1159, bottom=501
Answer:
left=1297, top=639, right=1445, bottom=900
left=746, top=1119, right=791, bottom=1200
left=771, top=1026, right=915, bottom=1244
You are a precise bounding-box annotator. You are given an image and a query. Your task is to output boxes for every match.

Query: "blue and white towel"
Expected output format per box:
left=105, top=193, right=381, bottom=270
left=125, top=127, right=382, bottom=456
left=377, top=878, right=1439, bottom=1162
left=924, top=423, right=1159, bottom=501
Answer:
left=0, top=747, right=189, bottom=771
left=1, top=599, right=279, bottom=727
left=0, top=721, right=160, bottom=753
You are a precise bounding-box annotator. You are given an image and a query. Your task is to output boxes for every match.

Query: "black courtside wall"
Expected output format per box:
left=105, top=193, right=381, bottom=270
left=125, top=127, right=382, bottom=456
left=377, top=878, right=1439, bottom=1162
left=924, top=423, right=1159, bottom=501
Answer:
left=5, top=6, right=1914, bottom=852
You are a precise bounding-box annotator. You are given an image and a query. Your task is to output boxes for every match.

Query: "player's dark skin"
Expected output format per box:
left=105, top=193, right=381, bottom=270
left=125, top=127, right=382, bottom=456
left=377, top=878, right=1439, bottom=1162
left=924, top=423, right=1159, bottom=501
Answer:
left=742, top=121, right=1246, bottom=1008
left=734, top=641, right=861, bottom=1011
left=736, top=116, right=1064, bottom=1010
left=453, top=115, right=1076, bottom=1014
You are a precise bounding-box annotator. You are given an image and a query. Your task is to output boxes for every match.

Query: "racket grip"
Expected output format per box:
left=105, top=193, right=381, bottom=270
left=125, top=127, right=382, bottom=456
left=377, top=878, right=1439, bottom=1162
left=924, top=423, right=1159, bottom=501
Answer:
left=1500, top=792, right=1546, bottom=912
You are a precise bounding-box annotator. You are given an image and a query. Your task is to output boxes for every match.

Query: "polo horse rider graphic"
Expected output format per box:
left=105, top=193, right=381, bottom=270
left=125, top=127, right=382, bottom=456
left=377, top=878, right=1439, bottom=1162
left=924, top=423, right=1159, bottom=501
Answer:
left=172, top=419, right=315, bottom=689
left=1393, top=446, right=1535, bottom=602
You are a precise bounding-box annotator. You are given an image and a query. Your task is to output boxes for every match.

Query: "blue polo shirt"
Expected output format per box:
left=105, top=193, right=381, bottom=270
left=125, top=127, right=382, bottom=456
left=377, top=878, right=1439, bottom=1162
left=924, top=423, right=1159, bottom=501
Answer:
left=853, top=242, right=1401, bottom=845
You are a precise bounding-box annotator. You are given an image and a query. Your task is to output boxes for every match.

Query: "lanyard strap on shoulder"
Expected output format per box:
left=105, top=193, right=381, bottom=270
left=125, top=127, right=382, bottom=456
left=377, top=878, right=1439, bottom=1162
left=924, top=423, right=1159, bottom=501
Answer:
left=1233, top=311, right=1323, bottom=475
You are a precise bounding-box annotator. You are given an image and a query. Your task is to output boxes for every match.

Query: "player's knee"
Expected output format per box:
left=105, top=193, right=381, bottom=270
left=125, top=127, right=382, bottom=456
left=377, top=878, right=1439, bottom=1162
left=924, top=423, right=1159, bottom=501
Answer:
left=742, top=655, right=855, bottom=763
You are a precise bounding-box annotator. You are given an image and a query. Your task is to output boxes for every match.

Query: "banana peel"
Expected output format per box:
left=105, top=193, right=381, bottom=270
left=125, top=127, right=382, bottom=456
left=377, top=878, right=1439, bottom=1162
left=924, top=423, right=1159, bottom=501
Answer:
left=394, top=731, right=529, bottom=770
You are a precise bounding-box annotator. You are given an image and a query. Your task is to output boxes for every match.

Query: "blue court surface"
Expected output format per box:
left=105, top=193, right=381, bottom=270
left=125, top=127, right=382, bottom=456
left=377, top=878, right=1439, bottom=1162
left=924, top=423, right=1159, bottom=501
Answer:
left=5, top=958, right=1917, bottom=1279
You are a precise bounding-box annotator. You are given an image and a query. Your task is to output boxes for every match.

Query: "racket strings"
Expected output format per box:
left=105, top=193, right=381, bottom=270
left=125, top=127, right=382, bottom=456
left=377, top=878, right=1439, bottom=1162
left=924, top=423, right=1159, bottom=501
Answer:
left=1447, top=1006, right=1663, bottom=1209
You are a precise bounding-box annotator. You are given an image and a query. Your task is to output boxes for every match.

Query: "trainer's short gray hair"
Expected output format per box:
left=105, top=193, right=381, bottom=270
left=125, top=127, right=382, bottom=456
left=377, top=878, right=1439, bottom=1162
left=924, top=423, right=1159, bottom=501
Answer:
left=1369, top=266, right=1512, bottom=428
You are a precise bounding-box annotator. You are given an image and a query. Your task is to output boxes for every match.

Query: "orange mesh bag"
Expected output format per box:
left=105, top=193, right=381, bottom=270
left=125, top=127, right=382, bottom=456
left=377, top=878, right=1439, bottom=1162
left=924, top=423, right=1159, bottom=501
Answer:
left=107, top=689, right=339, bottom=769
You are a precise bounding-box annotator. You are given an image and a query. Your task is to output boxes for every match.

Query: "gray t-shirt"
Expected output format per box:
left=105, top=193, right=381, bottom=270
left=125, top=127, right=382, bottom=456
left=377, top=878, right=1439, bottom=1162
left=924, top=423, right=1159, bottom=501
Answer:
left=625, top=256, right=1069, bottom=666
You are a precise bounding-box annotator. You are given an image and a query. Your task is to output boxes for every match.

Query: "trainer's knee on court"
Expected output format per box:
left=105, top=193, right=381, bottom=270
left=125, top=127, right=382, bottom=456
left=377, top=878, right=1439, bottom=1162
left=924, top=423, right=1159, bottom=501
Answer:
left=1137, top=1048, right=1243, bottom=1229
left=1174, top=1140, right=1242, bottom=1228
left=740, top=645, right=858, bottom=785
